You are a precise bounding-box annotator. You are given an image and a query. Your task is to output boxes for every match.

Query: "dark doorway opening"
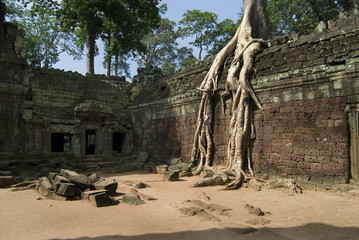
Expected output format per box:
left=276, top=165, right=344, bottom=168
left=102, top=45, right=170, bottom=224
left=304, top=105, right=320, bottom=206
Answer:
left=113, top=133, right=126, bottom=153
left=86, top=129, right=96, bottom=155
left=51, top=133, right=64, bottom=152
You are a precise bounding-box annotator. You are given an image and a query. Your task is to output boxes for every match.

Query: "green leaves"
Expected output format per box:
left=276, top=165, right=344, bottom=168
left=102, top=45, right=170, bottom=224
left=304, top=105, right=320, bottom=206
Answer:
left=178, top=9, right=219, bottom=60
left=266, top=0, right=341, bottom=36
left=59, top=0, right=161, bottom=74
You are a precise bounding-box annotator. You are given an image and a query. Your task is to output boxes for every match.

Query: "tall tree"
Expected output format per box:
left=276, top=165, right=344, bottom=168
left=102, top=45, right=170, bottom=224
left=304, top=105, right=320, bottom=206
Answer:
left=136, top=18, right=179, bottom=69
left=134, top=17, right=197, bottom=75
left=102, top=39, right=131, bottom=78
left=179, top=10, right=219, bottom=61
left=59, top=0, right=161, bottom=74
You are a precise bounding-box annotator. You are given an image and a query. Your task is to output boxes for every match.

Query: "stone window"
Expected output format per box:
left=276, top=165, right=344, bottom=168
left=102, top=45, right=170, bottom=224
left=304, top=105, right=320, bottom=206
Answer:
left=51, top=133, right=71, bottom=152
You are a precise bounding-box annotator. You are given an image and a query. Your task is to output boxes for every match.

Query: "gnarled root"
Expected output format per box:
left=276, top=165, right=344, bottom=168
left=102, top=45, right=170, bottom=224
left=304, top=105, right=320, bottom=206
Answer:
left=189, top=0, right=271, bottom=182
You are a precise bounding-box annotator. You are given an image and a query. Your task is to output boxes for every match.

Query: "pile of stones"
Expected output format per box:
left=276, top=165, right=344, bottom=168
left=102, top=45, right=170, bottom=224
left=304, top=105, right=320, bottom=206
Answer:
left=150, top=157, right=190, bottom=181
left=37, top=169, right=118, bottom=207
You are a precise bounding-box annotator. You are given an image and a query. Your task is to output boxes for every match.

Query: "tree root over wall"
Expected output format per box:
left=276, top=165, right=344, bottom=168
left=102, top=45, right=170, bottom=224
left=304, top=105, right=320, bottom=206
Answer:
left=188, top=0, right=301, bottom=192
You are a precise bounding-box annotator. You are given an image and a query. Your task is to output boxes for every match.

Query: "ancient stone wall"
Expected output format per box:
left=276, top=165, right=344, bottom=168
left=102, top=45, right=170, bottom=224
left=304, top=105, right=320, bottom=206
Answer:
left=23, top=69, right=132, bottom=159
left=130, top=15, right=359, bottom=185
left=0, top=2, right=27, bottom=159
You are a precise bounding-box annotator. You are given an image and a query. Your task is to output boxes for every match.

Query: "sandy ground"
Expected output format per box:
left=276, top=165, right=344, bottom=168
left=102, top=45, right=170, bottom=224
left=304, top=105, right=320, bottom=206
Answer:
left=1, top=171, right=359, bottom=240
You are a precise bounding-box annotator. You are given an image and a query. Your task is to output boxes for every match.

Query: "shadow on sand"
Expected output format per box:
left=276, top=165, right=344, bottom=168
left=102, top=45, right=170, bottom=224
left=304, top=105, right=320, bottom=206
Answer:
left=49, top=223, right=359, bottom=240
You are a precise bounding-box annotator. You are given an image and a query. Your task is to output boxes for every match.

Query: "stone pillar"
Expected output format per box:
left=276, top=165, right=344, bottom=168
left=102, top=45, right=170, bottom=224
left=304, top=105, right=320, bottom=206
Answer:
left=71, top=134, right=82, bottom=158
left=123, top=130, right=133, bottom=154
left=346, top=104, right=359, bottom=180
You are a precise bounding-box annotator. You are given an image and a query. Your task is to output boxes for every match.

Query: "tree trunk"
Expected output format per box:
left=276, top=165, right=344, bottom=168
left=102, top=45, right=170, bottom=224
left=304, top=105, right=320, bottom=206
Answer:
left=86, top=24, right=95, bottom=74
left=307, top=1, right=323, bottom=22
left=189, top=0, right=271, bottom=189
left=114, top=53, right=119, bottom=77
left=105, top=33, right=112, bottom=77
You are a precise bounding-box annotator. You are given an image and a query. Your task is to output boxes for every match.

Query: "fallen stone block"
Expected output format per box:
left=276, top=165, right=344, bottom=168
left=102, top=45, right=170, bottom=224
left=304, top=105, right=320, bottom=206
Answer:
left=122, top=193, right=144, bottom=205
left=168, top=163, right=189, bottom=172
left=0, top=176, right=15, bottom=188
left=89, top=192, right=113, bottom=207
left=48, top=172, right=58, bottom=182
left=38, top=177, right=53, bottom=196
left=130, top=189, right=157, bottom=201
left=93, top=179, right=118, bottom=196
left=54, top=175, right=69, bottom=183
left=46, top=191, right=71, bottom=201
left=88, top=173, right=98, bottom=182
left=155, top=165, right=168, bottom=174
left=56, top=183, right=76, bottom=197
left=52, top=175, right=70, bottom=191
left=82, top=190, right=108, bottom=201
left=164, top=171, right=179, bottom=181
left=167, top=157, right=183, bottom=165
left=61, top=169, right=93, bottom=189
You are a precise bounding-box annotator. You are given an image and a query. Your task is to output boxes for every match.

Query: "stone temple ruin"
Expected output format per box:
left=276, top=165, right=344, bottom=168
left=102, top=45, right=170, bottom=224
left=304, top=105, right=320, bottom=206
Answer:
left=1, top=1, right=359, bottom=193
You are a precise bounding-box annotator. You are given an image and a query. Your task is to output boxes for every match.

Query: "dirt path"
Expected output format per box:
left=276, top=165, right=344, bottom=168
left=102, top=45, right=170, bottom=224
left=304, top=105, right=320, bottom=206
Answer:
left=1, top=171, right=359, bottom=240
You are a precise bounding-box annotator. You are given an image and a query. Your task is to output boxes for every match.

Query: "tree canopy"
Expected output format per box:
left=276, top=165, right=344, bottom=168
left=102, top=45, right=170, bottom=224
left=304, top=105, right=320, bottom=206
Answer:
left=266, top=0, right=341, bottom=36
left=134, top=17, right=197, bottom=75
left=3, top=0, right=356, bottom=78
left=59, top=0, right=161, bottom=74
left=179, top=9, right=219, bottom=61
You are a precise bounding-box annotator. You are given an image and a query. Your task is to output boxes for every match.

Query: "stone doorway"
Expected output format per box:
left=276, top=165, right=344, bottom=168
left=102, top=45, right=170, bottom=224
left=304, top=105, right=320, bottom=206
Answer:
left=85, top=129, right=97, bottom=155
left=113, top=132, right=126, bottom=153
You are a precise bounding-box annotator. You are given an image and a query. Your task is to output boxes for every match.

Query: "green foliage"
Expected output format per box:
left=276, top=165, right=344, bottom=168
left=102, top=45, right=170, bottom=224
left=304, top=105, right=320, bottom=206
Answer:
left=266, top=0, right=341, bottom=36
left=175, top=47, right=197, bottom=70
left=57, top=0, right=161, bottom=74
left=179, top=9, right=219, bottom=60
left=207, top=18, right=239, bottom=56
left=102, top=51, right=131, bottom=78
left=135, top=18, right=178, bottom=73
left=4, top=0, right=81, bottom=67
left=135, top=17, right=197, bottom=75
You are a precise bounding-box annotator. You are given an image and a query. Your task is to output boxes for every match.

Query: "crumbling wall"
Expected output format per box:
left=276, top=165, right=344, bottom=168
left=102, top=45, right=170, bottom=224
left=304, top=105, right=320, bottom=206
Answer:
left=130, top=15, right=359, bottom=185
left=0, top=2, right=27, bottom=159
left=24, top=69, right=132, bottom=159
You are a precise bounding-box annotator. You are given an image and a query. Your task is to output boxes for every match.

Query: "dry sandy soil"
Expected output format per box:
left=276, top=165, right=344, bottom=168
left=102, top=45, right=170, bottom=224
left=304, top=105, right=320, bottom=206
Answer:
left=1, top=171, right=359, bottom=240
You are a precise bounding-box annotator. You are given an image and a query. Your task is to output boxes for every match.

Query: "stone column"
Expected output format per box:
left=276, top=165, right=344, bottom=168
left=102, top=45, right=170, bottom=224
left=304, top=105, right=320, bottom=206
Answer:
left=71, top=134, right=82, bottom=158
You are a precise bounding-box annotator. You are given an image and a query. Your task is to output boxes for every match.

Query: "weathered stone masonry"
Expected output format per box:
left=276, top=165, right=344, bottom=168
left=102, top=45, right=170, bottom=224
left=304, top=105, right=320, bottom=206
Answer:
left=2, top=0, right=359, bottom=186
left=130, top=15, right=359, bottom=185
left=0, top=2, right=133, bottom=161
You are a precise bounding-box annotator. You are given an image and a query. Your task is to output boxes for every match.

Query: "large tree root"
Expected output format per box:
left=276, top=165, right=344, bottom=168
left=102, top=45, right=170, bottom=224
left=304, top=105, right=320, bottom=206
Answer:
left=188, top=0, right=275, bottom=191
left=191, top=170, right=302, bottom=194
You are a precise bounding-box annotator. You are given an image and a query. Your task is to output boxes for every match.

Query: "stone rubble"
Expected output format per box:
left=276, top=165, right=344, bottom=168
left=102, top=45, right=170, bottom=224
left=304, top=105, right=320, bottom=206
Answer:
left=36, top=169, right=119, bottom=208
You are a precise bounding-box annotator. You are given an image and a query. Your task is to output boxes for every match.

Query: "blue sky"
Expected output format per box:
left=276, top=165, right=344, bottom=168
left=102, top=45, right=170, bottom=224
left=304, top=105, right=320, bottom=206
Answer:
left=52, top=0, right=243, bottom=78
